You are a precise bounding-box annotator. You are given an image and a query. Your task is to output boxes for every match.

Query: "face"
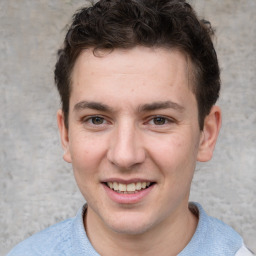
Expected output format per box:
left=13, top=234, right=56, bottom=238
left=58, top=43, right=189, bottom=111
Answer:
left=58, top=46, right=220, bottom=236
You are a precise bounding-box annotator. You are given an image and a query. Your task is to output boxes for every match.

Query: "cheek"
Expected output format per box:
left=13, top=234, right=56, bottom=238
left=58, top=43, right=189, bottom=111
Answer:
left=148, top=132, right=198, bottom=175
left=69, top=133, right=107, bottom=175
left=69, top=135, right=104, bottom=200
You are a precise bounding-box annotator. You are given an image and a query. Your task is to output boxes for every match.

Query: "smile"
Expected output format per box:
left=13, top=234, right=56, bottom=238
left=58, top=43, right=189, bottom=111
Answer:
left=106, top=181, right=153, bottom=194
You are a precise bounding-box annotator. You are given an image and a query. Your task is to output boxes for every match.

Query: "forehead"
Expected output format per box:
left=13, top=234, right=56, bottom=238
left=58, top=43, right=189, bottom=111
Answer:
left=73, top=46, right=190, bottom=73
left=70, top=46, right=196, bottom=109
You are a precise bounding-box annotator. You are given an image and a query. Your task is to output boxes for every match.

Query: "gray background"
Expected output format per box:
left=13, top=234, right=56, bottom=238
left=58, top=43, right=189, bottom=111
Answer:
left=0, top=0, right=255, bottom=255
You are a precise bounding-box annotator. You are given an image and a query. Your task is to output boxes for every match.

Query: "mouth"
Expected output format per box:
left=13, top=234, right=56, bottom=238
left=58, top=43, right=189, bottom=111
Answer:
left=104, top=181, right=155, bottom=194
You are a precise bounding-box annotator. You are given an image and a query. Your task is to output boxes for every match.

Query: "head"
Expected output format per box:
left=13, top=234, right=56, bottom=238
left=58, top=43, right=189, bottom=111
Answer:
left=55, top=0, right=220, bottom=130
left=55, top=0, right=221, bottom=246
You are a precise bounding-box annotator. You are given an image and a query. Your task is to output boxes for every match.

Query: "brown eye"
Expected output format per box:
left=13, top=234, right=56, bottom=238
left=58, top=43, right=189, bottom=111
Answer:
left=91, top=116, right=105, bottom=125
left=153, top=117, right=167, bottom=125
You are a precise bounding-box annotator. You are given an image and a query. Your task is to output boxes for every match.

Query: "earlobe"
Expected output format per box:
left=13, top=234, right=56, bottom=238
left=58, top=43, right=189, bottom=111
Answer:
left=197, top=106, right=222, bottom=162
left=57, top=109, right=72, bottom=163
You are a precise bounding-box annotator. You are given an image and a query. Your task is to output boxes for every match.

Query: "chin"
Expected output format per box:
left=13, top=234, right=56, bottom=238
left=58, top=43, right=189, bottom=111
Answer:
left=106, top=214, right=155, bottom=235
left=110, top=223, right=152, bottom=235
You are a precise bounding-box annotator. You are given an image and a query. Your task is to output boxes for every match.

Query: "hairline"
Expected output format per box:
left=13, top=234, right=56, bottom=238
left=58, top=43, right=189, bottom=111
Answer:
left=64, top=45, right=201, bottom=129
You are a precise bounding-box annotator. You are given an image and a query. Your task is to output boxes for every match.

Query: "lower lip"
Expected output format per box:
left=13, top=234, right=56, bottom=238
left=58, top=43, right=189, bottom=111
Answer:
left=102, top=183, right=155, bottom=204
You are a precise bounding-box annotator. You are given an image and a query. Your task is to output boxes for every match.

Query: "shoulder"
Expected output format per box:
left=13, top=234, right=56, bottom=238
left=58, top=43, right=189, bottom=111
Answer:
left=7, top=217, right=74, bottom=256
left=7, top=204, right=100, bottom=256
left=191, top=202, right=242, bottom=243
left=179, top=203, right=252, bottom=256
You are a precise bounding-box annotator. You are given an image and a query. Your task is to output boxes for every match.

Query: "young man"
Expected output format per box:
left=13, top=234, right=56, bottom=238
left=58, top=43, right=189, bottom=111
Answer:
left=7, top=0, right=254, bottom=255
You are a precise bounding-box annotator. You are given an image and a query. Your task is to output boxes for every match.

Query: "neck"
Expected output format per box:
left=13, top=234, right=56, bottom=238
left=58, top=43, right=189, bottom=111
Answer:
left=84, top=204, right=198, bottom=256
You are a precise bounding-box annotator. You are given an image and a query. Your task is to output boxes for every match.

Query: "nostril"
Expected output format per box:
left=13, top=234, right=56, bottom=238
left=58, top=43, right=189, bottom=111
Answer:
left=107, top=149, right=146, bottom=169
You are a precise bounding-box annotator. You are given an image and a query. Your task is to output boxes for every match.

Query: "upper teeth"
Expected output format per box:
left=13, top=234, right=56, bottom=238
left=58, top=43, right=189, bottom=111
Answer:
left=107, top=181, right=151, bottom=192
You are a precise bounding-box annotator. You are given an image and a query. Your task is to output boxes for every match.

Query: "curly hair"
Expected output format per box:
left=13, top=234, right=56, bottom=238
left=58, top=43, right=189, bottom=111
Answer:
left=55, top=0, right=220, bottom=130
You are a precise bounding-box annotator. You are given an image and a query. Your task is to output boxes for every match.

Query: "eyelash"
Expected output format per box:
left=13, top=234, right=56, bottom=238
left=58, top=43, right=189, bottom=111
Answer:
left=82, top=115, right=109, bottom=126
left=81, top=115, right=175, bottom=129
left=147, top=116, right=174, bottom=126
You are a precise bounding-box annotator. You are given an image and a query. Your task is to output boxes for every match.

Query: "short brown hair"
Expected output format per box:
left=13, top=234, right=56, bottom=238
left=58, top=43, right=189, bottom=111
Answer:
left=55, top=0, right=220, bottom=129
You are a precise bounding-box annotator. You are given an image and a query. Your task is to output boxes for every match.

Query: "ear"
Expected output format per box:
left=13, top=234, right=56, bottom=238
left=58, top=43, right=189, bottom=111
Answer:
left=57, top=109, right=72, bottom=163
left=197, top=105, right=222, bottom=162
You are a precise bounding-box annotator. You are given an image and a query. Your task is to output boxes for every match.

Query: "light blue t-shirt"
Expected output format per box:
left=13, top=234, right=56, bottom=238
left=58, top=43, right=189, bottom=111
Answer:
left=7, top=203, right=253, bottom=256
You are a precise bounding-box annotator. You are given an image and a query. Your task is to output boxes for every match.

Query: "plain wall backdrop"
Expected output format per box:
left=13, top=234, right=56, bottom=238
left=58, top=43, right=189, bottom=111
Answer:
left=0, top=0, right=255, bottom=255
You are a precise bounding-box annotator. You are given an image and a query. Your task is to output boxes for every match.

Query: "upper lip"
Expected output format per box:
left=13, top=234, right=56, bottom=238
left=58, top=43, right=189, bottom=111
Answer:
left=101, top=178, right=155, bottom=184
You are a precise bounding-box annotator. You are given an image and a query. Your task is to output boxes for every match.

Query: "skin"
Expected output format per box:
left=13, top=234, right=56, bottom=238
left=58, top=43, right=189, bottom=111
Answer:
left=57, top=46, right=221, bottom=255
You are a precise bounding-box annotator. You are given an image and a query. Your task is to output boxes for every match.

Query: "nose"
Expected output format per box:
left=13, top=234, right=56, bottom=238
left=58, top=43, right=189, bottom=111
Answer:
left=107, top=122, right=146, bottom=169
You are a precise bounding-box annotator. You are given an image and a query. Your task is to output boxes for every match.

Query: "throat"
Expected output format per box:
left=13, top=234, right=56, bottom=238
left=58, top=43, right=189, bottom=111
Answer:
left=84, top=204, right=198, bottom=256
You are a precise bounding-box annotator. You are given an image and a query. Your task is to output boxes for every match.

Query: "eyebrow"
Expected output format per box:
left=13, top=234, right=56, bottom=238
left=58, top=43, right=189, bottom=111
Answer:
left=138, top=101, right=184, bottom=112
left=73, top=101, right=113, bottom=112
left=73, top=100, right=184, bottom=113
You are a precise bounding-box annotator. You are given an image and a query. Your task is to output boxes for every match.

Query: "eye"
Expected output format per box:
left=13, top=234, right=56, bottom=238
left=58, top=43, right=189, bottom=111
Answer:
left=152, top=116, right=168, bottom=125
left=147, top=116, right=172, bottom=126
left=90, top=116, right=105, bottom=125
left=81, top=115, right=111, bottom=131
left=144, top=115, right=177, bottom=131
left=82, top=115, right=108, bottom=126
